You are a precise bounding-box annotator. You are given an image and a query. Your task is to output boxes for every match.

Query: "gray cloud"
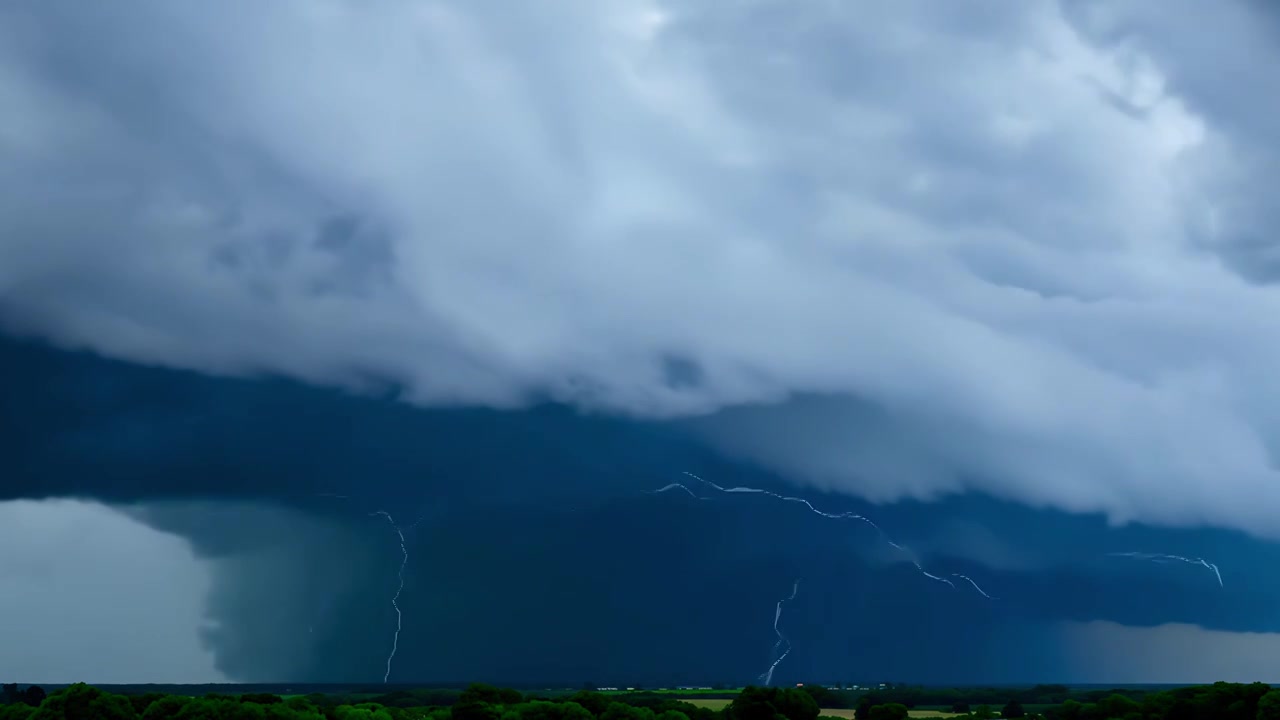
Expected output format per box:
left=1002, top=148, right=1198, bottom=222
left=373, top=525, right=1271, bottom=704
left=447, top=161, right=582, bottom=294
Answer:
left=1060, top=621, right=1280, bottom=683
left=4, top=0, right=1280, bottom=540
left=0, top=500, right=225, bottom=683
left=1061, top=0, right=1280, bottom=284
left=0, top=497, right=412, bottom=684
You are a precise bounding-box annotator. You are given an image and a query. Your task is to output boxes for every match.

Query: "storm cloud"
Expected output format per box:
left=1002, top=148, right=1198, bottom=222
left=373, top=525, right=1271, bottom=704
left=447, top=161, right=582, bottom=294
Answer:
left=6, top=0, right=1280, bottom=687
left=5, top=0, right=1280, bottom=539
left=6, top=340, right=1280, bottom=683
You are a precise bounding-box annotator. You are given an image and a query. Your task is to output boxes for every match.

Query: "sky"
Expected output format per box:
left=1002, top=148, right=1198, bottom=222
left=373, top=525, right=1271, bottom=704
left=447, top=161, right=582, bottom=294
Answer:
left=4, top=0, right=1280, bottom=686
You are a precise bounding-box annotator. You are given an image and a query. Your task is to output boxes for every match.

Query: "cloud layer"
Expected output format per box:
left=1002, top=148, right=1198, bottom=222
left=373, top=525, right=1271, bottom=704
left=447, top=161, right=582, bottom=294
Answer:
left=7, top=337, right=1280, bottom=683
left=13, top=487, right=1279, bottom=685
left=5, top=0, right=1280, bottom=539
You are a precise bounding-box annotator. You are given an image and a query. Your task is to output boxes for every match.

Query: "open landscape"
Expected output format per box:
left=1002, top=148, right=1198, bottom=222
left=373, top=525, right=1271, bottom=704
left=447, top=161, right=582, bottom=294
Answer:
left=686, top=699, right=955, bottom=718
left=7, top=0, right=1280, bottom=716
left=2, top=681, right=1273, bottom=720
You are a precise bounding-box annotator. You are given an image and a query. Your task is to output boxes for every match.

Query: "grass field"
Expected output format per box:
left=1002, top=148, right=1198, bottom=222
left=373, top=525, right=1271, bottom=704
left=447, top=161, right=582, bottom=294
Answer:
left=685, top=699, right=958, bottom=718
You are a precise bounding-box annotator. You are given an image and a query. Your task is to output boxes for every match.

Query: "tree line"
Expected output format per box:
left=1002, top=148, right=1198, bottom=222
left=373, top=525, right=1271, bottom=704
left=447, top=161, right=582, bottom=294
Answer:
left=2, top=681, right=1280, bottom=720
left=849, top=681, right=1280, bottom=720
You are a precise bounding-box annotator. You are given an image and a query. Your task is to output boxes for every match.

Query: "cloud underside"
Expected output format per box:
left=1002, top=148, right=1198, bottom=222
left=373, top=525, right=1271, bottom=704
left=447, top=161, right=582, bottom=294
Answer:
left=5, top=0, right=1280, bottom=538
left=9, top=495, right=1280, bottom=684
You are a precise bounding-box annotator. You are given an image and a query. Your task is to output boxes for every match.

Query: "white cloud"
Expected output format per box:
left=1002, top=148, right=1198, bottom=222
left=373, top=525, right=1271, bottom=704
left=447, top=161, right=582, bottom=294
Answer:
left=0, top=500, right=224, bottom=683
left=4, top=0, right=1280, bottom=538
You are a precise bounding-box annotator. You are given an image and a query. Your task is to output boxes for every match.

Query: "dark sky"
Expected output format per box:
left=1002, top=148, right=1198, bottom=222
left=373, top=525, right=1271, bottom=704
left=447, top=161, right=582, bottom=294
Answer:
left=4, top=337, right=1279, bottom=685
left=5, top=0, right=1280, bottom=687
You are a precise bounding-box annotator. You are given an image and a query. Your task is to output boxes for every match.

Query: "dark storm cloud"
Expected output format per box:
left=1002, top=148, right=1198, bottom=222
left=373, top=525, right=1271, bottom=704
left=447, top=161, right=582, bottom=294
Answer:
left=9, top=0, right=1280, bottom=687
left=151, top=488, right=1280, bottom=685
left=0, top=336, right=708, bottom=506
left=5, top=0, right=1280, bottom=541
left=10, top=335, right=1280, bottom=684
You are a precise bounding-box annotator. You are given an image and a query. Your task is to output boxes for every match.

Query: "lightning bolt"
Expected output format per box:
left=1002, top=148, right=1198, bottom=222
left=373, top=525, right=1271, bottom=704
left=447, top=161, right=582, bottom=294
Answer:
left=658, top=472, right=987, bottom=595
left=652, top=483, right=709, bottom=500
left=371, top=510, right=409, bottom=683
left=951, top=573, right=994, bottom=599
left=1108, top=551, right=1223, bottom=587
left=759, top=579, right=801, bottom=686
left=311, top=494, right=428, bottom=682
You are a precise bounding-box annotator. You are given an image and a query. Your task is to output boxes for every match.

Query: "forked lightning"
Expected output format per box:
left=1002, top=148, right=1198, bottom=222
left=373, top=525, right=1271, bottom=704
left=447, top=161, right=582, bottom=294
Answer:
left=656, top=472, right=992, bottom=597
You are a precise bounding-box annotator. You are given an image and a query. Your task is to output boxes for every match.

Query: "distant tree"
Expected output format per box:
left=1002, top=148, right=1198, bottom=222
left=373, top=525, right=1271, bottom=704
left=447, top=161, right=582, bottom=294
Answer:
left=3, top=685, right=18, bottom=706
left=556, top=702, right=594, bottom=720
left=725, top=689, right=780, bottom=720
left=799, top=686, right=850, bottom=710
left=601, top=703, right=656, bottom=720
left=241, top=694, right=284, bottom=706
left=1259, top=690, right=1280, bottom=720
left=284, top=698, right=320, bottom=712
left=1051, top=699, right=1079, bottom=720
left=1092, top=694, right=1138, bottom=720
left=453, top=700, right=502, bottom=720
left=459, top=686, right=500, bottom=706
left=19, top=689, right=43, bottom=708
left=656, top=711, right=689, bottom=720
left=1000, top=700, right=1025, bottom=719
left=662, top=701, right=717, bottom=720
left=264, top=704, right=323, bottom=720
left=1244, top=682, right=1274, bottom=718
left=29, top=684, right=137, bottom=720
left=334, top=706, right=393, bottom=720
left=181, top=697, right=266, bottom=720
left=1026, top=686, right=1069, bottom=705
left=0, top=705, right=35, bottom=720
left=277, top=697, right=325, bottom=720
left=774, top=689, right=819, bottom=720
left=725, top=687, right=819, bottom=720
left=950, top=702, right=970, bottom=715
left=972, top=705, right=995, bottom=720
left=139, top=696, right=191, bottom=720
left=460, top=685, right=522, bottom=707
left=1164, top=698, right=1197, bottom=720
left=866, top=705, right=907, bottom=720
left=128, top=694, right=167, bottom=716
left=567, top=692, right=610, bottom=717
left=500, top=700, right=593, bottom=720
